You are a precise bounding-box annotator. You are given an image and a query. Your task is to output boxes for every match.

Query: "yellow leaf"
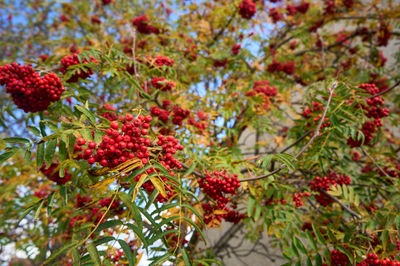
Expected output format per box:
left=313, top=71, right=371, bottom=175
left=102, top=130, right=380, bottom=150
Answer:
left=150, top=177, right=167, bottom=198
left=135, top=252, right=143, bottom=266
left=132, top=174, right=147, bottom=202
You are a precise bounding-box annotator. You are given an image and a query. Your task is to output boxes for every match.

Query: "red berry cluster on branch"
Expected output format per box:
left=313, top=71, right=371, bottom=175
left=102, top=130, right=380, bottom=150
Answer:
left=40, top=163, right=71, bottom=185
left=146, top=55, right=175, bottom=68
left=245, top=80, right=278, bottom=109
left=232, top=44, right=241, bottom=55
left=59, top=51, right=98, bottom=83
left=75, top=114, right=155, bottom=167
left=308, top=172, right=351, bottom=206
left=132, top=15, right=160, bottom=35
left=269, top=8, right=283, bottom=23
left=292, top=191, right=310, bottom=207
left=347, top=84, right=389, bottom=147
left=99, top=104, right=118, bottom=121
left=0, top=63, right=65, bottom=112
left=267, top=59, right=295, bottom=75
left=322, top=249, right=349, bottom=266
left=151, top=77, right=175, bottom=92
left=198, top=171, right=244, bottom=225
left=239, top=0, right=257, bottom=19
left=295, top=2, right=310, bottom=14
left=151, top=101, right=190, bottom=126
left=357, top=253, right=400, bottom=266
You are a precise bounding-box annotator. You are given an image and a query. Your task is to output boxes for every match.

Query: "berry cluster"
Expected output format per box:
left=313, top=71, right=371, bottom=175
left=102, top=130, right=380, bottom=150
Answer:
left=132, top=134, right=183, bottom=202
left=151, top=101, right=190, bottom=126
left=292, top=191, right=310, bottom=207
left=295, top=1, right=310, bottom=14
left=377, top=22, right=391, bottom=47
left=198, top=171, right=244, bottom=225
left=99, top=104, right=118, bottom=121
left=308, top=172, right=351, bottom=206
left=0, top=63, right=65, bottom=112
left=245, top=80, right=278, bottom=109
left=40, top=163, right=71, bottom=185
left=323, top=249, right=349, bottom=266
left=188, top=112, right=208, bottom=133
left=151, top=77, right=175, bottom=92
left=59, top=51, right=98, bottom=83
left=132, top=15, right=159, bottom=35
left=357, top=253, right=400, bottom=266
left=239, top=0, right=257, bottom=20
left=146, top=55, right=175, bottom=68
left=267, top=59, right=295, bottom=75
left=75, top=114, right=155, bottom=167
left=232, top=44, right=241, bottom=56
left=347, top=84, right=389, bottom=147
left=269, top=8, right=283, bottom=23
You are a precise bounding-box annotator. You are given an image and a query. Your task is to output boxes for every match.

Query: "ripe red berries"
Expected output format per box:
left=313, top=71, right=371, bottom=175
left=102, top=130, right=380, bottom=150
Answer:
left=59, top=51, right=98, bottom=83
left=110, top=121, right=119, bottom=130
left=239, top=0, right=257, bottom=20
left=0, top=63, right=65, bottom=113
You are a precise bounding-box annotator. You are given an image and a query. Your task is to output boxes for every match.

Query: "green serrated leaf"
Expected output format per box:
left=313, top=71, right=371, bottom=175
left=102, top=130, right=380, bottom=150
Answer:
left=45, top=138, right=57, bottom=166
left=118, top=240, right=135, bottom=266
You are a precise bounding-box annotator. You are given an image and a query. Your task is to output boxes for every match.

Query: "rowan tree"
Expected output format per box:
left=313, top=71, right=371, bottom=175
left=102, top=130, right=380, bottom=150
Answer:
left=0, top=0, right=400, bottom=265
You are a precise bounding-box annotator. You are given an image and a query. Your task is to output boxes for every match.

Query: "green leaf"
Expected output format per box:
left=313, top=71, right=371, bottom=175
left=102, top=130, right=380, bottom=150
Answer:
left=43, top=241, right=79, bottom=265
left=95, top=220, right=123, bottom=232
left=119, top=192, right=143, bottom=230
left=275, top=153, right=296, bottom=170
left=381, top=229, right=389, bottom=252
left=3, top=137, right=30, bottom=144
left=183, top=163, right=197, bottom=177
left=28, top=126, right=42, bottom=137
left=312, top=223, right=326, bottom=245
left=75, top=105, right=96, bottom=125
left=45, top=138, right=57, bottom=166
left=248, top=196, right=256, bottom=217
left=0, top=149, right=18, bottom=164
left=315, top=253, right=323, bottom=266
left=126, top=223, right=148, bottom=248
left=59, top=140, right=67, bottom=162
left=17, top=204, right=37, bottom=225
left=93, top=236, right=115, bottom=246
left=181, top=248, right=193, bottom=266
left=305, top=230, right=317, bottom=251
left=118, top=240, right=135, bottom=266
left=86, top=242, right=101, bottom=266
left=150, top=253, right=172, bottom=266
left=36, top=142, right=45, bottom=167
left=294, top=237, right=307, bottom=255
left=73, top=248, right=80, bottom=266
left=34, top=199, right=45, bottom=220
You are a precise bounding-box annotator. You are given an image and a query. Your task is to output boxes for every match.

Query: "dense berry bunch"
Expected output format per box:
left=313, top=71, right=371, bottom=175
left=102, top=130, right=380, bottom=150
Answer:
left=99, top=104, right=118, bottom=121
left=269, top=8, right=283, bottom=23
left=147, top=55, right=175, bottom=68
left=309, top=173, right=351, bottom=206
left=59, top=51, right=98, bottom=83
left=245, top=80, right=277, bottom=109
left=267, top=60, right=295, bottom=75
left=292, top=192, right=310, bottom=207
left=75, top=114, right=156, bottom=167
left=132, top=15, right=159, bottom=35
left=295, top=1, right=310, bottom=13
left=302, top=101, right=324, bottom=117
left=239, top=0, right=257, bottom=19
left=347, top=84, right=389, bottom=147
left=151, top=77, right=175, bottom=91
left=323, top=249, right=349, bottom=266
left=357, top=253, right=400, bottom=266
left=40, top=163, right=71, bottom=185
left=0, top=63, right=65, bottom=112
left=151, top=101, right=190, bottom=126
left=232, top=44, right=242, bottom=55
left=377, top=22, right=391, bottom=47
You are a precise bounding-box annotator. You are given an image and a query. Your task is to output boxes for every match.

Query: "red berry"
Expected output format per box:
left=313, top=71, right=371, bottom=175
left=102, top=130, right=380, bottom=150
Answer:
left=88, top=142, right=96, bottom=149
left=110, top=121, right=119, bottom=129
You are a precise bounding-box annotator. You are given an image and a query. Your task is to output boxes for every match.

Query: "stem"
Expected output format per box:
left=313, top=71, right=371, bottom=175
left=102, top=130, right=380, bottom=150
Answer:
left=240, top=81, right=337, bottom=182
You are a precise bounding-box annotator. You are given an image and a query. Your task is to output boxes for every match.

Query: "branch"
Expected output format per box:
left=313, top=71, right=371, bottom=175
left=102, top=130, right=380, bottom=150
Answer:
left=321, top=190, right=362, bottom=219
left=239, top=81, right=337, bottom=182
left=360, top=146, right=391, bottom=178
left=367, top=79, right=400, bottom=99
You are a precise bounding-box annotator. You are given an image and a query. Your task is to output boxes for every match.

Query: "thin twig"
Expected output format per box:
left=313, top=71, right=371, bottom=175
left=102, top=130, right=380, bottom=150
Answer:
left=367, top=79, right=400, bottom=99
left=321, top=190, right=362, bottom=219
left=239, top=81, right=337, bottom=182
left=360, top=146, right=390, bottom=178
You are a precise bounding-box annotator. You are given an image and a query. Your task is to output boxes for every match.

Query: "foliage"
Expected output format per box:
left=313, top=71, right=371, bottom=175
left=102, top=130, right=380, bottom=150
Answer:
left=0, top=0, right=400, bottom=265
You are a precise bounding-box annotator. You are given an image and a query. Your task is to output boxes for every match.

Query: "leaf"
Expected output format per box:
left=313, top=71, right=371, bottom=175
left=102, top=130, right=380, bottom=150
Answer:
left=95, top=220, right=123, bottom=233
left=312, top=223, right=326, bottom=245
left=315, top=253, right=323, bottom=266
left=93, top=236, right=115, bottom=246
left=305, top=230, right=317, bottom=251
left=294, top=237, right=307, bottom=255
left=118, top=240, right=135, bottom=266
left=17, top=204, right=37, bottom=225
left=34, top=199, right=45, bottom=220
left=181, top=248, right=193, bottom=266
left=0, top=149, right=18, bottom=164
left=149, top=253, right=172, bottom=266
left=75, top=105, right=96, bottom=125
left=73, top=248, right=80, bottom=266
left=132, top=174, right=148, bottom=202
left=36, top=142, right=45, bottom=167
left=45, top=138, right=57, bottom=166
left=248, top=196, right=255, bottom=217
left=43, top=241, right=79, bottom=265
left=28, top=126, right=42, bottom=137
left=86, top=242, right=101, bottom=266
left=3, top=137, right=30, bottom=144
left=126, top=223, right=148, bottom=248
left=183, top=162, right=197, bottom=177
left=274, top=153, right=296, bottom=170
left=119, top=192, right=143, bottom=230
left=149, top=177, right=167, bottom=198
